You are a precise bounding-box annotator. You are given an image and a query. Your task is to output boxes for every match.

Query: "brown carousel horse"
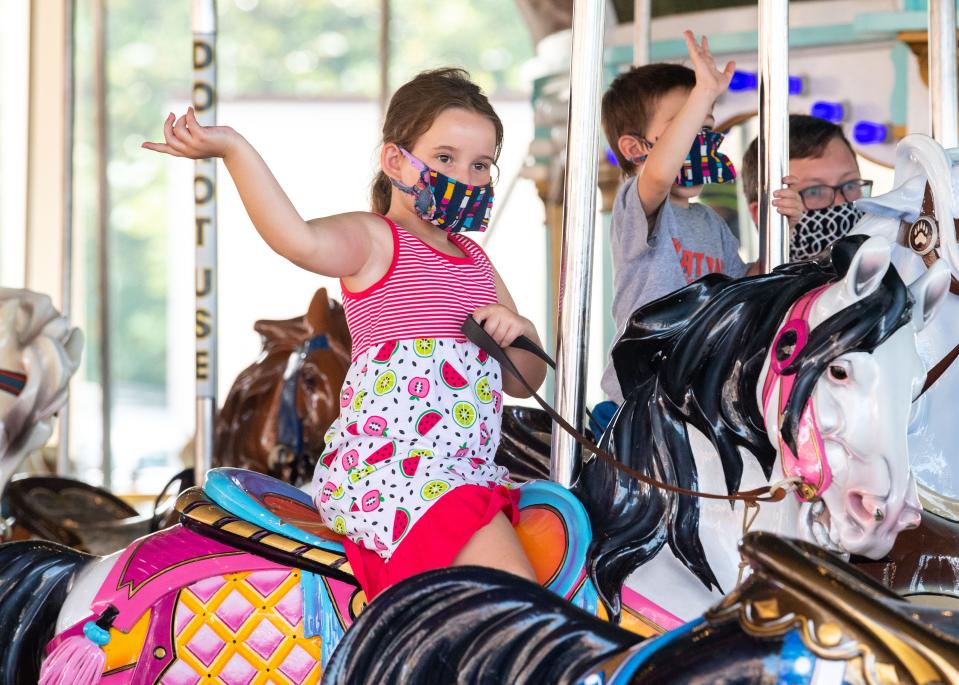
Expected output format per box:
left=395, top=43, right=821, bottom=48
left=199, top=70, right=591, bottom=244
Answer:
left=214, top=288, right=351, bottom=486
left=214, top=288, right=554, bottom=487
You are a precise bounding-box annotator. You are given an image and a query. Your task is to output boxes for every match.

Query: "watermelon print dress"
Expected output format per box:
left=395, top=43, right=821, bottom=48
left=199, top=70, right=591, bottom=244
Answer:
left=312, top=216, right=516, bottom=574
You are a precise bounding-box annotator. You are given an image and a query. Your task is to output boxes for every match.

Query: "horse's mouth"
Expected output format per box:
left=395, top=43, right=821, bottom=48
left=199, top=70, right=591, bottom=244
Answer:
left=806, top=499, right=845, bottom=555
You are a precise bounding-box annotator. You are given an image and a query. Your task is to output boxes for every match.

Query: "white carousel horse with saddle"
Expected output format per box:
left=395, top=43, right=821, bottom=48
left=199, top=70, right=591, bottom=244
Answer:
left=0, top=289, right=83, bottom=507
left=851, top=133, right=959, bottom=516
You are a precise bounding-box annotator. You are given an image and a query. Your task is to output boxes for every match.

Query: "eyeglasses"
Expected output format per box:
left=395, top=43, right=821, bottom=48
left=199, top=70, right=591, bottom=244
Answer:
left=798, top=179, right=873, bottom=210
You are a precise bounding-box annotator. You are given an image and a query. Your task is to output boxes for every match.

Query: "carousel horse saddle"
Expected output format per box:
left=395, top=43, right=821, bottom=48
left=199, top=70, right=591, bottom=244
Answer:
left=4, top=475, right=151, bottom=555
left=178, top=467, right=597, bottom=601
left=709, top=532, right=959, bottom=681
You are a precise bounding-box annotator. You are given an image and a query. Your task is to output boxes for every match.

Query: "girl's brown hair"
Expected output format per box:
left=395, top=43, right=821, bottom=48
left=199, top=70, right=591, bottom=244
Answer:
left=371, top=68, right=504, bottom=214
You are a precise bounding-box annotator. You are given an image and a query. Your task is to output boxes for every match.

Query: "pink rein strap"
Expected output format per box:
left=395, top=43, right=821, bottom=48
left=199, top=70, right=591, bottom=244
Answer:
left=761, top=286, right=831, bottom=501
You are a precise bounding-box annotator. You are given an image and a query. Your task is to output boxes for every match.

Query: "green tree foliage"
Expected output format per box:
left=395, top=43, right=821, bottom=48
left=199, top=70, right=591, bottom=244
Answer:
left=75, top=0, right=533, bottom=392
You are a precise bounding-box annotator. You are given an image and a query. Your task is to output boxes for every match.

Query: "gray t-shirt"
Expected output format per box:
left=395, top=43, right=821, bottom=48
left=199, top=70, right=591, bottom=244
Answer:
left=600, top=176, right=746, bottom=403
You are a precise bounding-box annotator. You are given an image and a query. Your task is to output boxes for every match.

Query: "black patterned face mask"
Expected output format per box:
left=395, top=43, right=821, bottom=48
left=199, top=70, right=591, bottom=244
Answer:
left=791, top=202, right=864, bottom=261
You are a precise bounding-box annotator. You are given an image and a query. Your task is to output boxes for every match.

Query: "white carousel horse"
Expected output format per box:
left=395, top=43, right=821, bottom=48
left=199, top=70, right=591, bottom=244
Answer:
left=581, top=235, right=950, bottom=624
left=850, top=134, right=959, bottom=511
left=0, top=238, right=948, bottom=683
left=0, top=289, right=83, bottom=496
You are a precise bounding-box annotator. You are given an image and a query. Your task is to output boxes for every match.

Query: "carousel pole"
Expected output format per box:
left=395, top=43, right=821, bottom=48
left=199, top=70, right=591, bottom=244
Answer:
left=928, top=0, right=958, bottom=148
left=93, top=0, right=113, bottom=489
left=58, top=0, right=76, bottom=477
left=193, top=0, right=217, bottom=485
left=757, top=0, right=790, bottom=271
left=633, top=0, right=651, bottom=66
left=549, top=0, right=606, bottom=488
left=378, top=0, right=390, bottom=118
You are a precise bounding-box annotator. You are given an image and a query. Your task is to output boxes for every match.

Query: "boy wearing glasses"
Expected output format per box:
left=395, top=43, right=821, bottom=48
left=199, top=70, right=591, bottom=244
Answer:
left=599, top=32, right=747, bottom=404
left=741, top=114, right=872, bottom=261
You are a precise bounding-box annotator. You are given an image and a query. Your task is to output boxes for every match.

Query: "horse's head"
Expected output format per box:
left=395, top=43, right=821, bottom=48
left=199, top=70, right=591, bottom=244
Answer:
left=218, top=288, right=350, bottom=484
left=0, top=289, right=83, bottom=491
left=760, top=237, right=950, bottom=558
left=0, top=298, right=26, bottom=424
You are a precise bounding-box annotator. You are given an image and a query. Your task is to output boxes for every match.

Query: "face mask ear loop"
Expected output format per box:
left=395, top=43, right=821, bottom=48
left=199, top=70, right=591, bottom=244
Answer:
left=398, top=146, right=428, bottom=172
left=388, top=146, right=429, bottom=194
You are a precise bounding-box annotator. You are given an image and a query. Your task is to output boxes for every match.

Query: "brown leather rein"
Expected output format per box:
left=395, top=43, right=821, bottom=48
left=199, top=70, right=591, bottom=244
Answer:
left=461, top=317, right=788, bottom=505
left=899, top=183, right=959, bottom=395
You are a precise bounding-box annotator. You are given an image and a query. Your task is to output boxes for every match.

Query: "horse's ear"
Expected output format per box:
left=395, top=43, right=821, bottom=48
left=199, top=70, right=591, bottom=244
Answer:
left=841, top=236, right=891, bottom=301
left=306, top=288, right=331, bottom=334
left=909, top=260, right=950, bottom=331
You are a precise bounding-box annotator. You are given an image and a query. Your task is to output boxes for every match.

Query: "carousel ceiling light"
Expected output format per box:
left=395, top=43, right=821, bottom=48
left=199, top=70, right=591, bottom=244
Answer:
left=728, top=70, right=757, bottom=91
left=727, top=70, right=803, bottom=94
left=853, top=120, right=890, bottom=144
left=810, top=101, right=845, bottom=122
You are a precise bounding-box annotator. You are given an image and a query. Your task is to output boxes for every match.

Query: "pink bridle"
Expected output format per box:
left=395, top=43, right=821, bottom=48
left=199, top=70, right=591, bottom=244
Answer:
left=761, top=285, right=832, bottom=502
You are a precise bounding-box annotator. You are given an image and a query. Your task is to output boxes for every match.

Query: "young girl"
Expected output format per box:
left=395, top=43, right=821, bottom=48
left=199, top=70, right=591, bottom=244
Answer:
left=144, top=68, right=545, bottom=599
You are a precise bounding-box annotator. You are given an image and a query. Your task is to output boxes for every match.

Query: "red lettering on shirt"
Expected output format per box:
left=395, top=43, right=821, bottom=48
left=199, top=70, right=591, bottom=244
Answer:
left=673, top=238, right=725, bottom=283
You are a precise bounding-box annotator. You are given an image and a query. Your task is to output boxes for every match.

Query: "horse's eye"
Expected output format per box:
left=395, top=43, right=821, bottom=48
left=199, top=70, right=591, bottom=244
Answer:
left=775, top=329, right=798, bottom=363
left=828, top=364, right=848, bottom=381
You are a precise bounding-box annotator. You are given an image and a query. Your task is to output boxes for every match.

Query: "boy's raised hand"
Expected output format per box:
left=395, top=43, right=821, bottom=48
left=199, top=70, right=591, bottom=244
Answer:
left=683, top=30, right=735, bottom=97
left=142, top=107, right=236, bottom=159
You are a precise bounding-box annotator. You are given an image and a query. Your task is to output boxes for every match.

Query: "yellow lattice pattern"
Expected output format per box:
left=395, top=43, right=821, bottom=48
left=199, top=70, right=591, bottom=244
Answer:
left=173, top=570, right=323, bottom=684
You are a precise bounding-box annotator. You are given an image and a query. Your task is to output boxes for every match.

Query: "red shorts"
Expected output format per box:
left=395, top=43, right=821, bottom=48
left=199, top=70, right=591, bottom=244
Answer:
left=342, top=484, right=521, bottom=600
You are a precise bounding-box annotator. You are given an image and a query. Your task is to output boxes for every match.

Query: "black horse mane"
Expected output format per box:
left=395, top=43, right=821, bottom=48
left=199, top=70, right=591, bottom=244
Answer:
left=321, top=566, right=640, bottom=685
left=0, top=540, right=91, bottom=685
left=575, top=236, right=914, bottom=620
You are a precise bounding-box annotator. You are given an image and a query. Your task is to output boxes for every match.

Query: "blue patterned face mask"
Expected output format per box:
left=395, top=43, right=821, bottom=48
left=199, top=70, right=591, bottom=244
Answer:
left=633, top=128, right=737, bottom=187
left=674, top=129, right=737, bottom=187
left=389, top=148, right=494, bottom=233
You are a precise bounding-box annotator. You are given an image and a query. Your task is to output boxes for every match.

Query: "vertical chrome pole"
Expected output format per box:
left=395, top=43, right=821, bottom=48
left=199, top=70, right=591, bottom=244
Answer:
left=550, top=0, right=606, bottom=488
left=633, top=0, right=651, bottom=66
left=757, top=0, right=790, bottom=271
left=929, top=0, right=958, bottom=148
left=193, top=0, right=217, bottom=485
left=58, top=0, right=76, bottom=476
left=93, top=0, right=112, bottom=489
left=378, top=0, right=390, bottom=119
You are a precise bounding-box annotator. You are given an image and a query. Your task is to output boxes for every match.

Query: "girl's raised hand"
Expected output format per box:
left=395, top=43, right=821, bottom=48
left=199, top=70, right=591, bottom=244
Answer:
left=683, top=30, right=735, bottom=98
left=142, top=107, right=235, bottom=159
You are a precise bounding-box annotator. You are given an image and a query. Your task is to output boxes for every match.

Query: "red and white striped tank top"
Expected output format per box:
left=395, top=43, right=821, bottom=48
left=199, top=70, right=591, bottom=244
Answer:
left=341, top=217, right=498, bottom=359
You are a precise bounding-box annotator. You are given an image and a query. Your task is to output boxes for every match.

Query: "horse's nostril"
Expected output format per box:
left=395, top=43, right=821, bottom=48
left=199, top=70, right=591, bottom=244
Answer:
left=899, top=508, right=922, bottom=530
left=847, top=491, right=885, bottom=525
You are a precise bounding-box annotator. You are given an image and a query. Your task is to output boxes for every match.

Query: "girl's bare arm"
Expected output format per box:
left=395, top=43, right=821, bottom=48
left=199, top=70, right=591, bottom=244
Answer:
left=143, top=108, right=378, bottom=277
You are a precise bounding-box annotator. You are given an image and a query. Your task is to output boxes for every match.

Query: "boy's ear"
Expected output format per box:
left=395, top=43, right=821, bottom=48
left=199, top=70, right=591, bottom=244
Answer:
left=617, top=134, right=644, bottom=164
left=748, top=201, right=759, bottom=227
